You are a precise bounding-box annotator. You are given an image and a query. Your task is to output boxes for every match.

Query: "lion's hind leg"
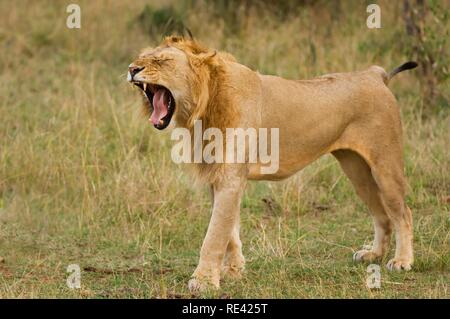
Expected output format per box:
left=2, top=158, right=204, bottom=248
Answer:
left=370, top=158, right=414, bottom=271
left=332, top=149, right=392, bottom=263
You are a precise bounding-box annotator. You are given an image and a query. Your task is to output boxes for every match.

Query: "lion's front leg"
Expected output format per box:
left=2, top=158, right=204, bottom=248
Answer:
left=188, top=170, right=246, bottom=293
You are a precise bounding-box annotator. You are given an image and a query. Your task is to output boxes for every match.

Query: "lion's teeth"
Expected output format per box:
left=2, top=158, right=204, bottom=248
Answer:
left=143, top=83, right=147, bottom=91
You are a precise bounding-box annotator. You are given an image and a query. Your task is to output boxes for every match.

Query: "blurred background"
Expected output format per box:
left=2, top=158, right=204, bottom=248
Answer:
left=0, top=1, right=448, bottom=298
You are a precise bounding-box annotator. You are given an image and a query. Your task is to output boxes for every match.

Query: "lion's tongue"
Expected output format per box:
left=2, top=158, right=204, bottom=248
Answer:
left=150, top=88, right=169, bottom=125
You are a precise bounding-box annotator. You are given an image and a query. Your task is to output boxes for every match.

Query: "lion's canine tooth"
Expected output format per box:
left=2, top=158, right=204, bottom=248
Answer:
left=143, top=83, right=147, bottom=91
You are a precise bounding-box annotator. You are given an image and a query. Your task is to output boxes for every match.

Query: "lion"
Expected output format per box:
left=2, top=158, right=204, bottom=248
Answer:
left=127, top=36, right=417, bottom=293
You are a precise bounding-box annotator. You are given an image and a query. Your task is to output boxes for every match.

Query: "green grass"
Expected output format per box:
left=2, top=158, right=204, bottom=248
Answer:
left=0, top=0, right=448, bottom=298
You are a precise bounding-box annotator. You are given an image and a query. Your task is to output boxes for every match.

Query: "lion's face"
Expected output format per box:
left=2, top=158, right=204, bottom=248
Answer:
left=127, top=45, right=192, bottom=130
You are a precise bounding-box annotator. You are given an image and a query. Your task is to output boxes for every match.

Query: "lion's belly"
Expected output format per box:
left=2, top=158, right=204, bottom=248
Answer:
left=247, top=161, right=307, bottom=181
left=247, top=118, right=349, bottom=181
left=246, top=147, right=329, bottom=181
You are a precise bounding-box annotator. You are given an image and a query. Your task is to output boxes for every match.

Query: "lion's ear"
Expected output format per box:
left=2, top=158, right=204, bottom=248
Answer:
left=199, top=50, right=217, bottom=60
left=189, top=50, right=217, bottom=68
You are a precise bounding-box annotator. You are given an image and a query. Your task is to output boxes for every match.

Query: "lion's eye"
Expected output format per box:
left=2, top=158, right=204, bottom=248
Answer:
left=152, top=57, right=173, bottom=65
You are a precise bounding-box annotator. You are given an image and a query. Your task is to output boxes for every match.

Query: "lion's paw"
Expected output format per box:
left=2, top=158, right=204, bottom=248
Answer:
left=386, top=258, right=412, bottom=271
left=188, top=275, right=220, bottom=294
left=353, top=249, right=382, bottom=263
left=222, top=263, right=244, bottom=280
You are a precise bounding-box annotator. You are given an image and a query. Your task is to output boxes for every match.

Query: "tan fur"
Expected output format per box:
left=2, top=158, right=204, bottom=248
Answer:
left=129, top=37, right=415, bottom=293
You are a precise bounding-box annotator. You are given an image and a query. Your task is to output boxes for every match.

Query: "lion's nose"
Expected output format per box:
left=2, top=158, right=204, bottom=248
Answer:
left=128, top=66, right=144, bottom=79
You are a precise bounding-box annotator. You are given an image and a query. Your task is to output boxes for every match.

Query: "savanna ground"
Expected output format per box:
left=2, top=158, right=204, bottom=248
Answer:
left=0, top=1, right=448, bottom=298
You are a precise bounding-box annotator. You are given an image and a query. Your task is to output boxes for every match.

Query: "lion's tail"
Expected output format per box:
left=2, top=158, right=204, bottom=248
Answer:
left=382, top=61, right=418, bottom=84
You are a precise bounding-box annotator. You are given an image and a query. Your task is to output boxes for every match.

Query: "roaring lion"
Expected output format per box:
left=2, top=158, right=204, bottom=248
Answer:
left=127, top=36, right=417, bottom=292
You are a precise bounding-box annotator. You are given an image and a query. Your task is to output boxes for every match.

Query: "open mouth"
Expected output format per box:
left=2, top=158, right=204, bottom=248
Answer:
left=132, top=82, right=175, bottom=130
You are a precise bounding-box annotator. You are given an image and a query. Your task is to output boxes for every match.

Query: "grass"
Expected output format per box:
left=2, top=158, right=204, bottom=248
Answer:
left=0, top=0, right=448, bottom=298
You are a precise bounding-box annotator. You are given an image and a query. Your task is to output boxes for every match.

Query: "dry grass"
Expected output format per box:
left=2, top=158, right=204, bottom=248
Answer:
left=0, top=0, right=448, bottom=298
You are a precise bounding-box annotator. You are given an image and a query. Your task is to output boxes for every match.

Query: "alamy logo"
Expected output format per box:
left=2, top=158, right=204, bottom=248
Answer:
left=66, top=4, right=81, bottom=29
left=171, top=120, right=280, bottom=174
left=66, top=264, right=81, bottom=289
left=366, top=264, right=381, bottom=289
left=366, top=4, right=381, bottom=29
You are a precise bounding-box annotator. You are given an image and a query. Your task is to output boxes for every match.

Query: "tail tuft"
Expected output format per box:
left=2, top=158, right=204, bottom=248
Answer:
left=387, top=61, right=418, bottom=82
